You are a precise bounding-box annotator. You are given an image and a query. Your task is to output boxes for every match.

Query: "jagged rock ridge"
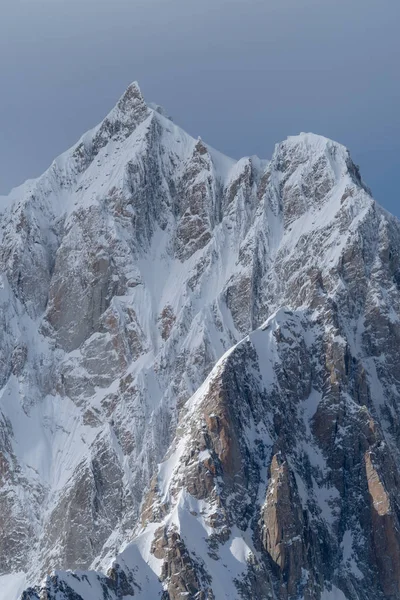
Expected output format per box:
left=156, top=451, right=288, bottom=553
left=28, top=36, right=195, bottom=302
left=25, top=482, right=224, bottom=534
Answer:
left=1, top=82, right=400, bottom=599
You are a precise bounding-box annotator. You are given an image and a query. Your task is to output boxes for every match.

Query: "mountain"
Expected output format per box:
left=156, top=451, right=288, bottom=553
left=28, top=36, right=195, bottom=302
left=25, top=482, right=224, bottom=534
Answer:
left=1, top=82, right=400, bottom=600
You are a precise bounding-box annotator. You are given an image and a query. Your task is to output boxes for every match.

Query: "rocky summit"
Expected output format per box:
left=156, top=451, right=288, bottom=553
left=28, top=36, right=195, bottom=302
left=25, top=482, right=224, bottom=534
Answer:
left=1, top=82, right=400, bottom=600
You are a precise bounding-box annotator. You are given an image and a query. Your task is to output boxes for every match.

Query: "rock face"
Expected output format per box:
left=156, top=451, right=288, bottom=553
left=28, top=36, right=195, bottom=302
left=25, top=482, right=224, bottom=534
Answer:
left=1, top=82, right=400, bottom=599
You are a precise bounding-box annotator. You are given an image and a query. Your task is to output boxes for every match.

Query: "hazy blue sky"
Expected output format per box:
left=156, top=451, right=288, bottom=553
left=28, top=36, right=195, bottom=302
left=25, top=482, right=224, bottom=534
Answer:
left=1, top=0, right=399, bottom=215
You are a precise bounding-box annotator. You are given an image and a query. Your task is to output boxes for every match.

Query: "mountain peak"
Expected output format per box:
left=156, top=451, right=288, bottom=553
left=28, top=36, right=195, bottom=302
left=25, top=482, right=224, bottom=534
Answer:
left=276, top=131, right=349, bottom=171
left=97, top=80, right=149, bottom=142
left=115, top=81, right=145, bottom=113
left=278, top=132, right=369, bottom=190
left=268, top=131, right=371, bottom=226
left=3, top=80, right=398, bottom=600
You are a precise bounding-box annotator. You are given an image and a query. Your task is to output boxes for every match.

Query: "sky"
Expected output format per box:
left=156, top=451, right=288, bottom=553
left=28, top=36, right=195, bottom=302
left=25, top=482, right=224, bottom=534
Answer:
left=1, top=0, right=399, bottom=215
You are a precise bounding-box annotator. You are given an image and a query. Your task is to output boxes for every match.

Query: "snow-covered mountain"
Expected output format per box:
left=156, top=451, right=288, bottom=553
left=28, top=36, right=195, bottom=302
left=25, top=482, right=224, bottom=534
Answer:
left=1, top=82, right=400, bottom=599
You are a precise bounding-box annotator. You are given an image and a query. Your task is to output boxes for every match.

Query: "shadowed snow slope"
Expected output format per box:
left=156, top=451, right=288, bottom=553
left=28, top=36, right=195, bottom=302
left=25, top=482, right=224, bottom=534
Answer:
left=1, top=83, right=400, bottom=600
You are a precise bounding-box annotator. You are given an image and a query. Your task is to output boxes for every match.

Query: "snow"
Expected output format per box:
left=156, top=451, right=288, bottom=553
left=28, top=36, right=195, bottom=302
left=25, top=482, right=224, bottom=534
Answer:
left=302, top=388, right=322, bottom=435
left=208, top=145, right=237, bottom=183
left=321, top=586, right=349, bottom=600
left=229, top=536, right=252, bottom=564
left=0, top=573, right=27, bottom=600
left=198, top=449, right=212, bottom=461
left=0, top=386, right=98, bottom=493
left=158, top=435, right=190, bottom=502
left=341, top=530, right=364, bottom=580
left=0, top=81, right=393, bottom=600
left=170, top=493, right=254, bottom=599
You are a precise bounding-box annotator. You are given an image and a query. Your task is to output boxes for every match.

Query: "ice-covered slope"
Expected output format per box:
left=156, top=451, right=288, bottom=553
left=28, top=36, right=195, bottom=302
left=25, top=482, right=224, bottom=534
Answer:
left=1, top=82, right=400, bottom=599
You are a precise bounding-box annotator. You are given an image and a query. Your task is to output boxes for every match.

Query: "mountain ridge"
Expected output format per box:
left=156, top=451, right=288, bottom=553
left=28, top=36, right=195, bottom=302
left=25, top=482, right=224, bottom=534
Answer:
left=1, top=82, right=400, bottom=600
